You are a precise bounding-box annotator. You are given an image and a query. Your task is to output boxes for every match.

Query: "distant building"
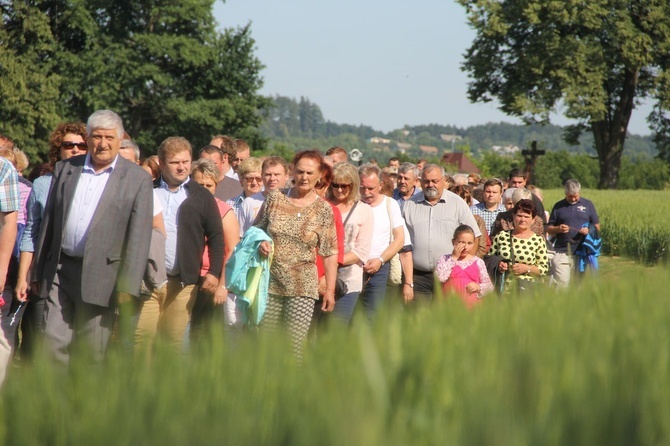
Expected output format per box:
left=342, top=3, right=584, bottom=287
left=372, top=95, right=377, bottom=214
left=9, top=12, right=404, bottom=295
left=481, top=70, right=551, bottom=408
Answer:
left=491, top=145, right=521, bottom=155
left=419, top=145, right=439, bottom=155
left=395, top=142, right=412, bottom=153
left=441, top=153, right=480, bottom=174
left=440, top=134, right=463, bottom=143
left=368, top=137, right=391, bottom=145
left=400, top=129, right=410, bottom=137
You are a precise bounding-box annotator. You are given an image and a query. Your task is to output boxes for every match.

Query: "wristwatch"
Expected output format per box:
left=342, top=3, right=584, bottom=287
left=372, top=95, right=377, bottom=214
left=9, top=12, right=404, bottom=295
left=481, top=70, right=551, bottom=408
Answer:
left=378, top=256, right=385, bottom=266
left=404, top=283, right=414, bottom=288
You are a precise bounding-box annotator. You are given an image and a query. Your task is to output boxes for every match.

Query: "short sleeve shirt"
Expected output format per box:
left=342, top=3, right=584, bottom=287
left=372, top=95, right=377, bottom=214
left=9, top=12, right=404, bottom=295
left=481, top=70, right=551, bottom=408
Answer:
left=548, top=197, right=599, bottom=253
left=403, top=190, right=482, bottom=272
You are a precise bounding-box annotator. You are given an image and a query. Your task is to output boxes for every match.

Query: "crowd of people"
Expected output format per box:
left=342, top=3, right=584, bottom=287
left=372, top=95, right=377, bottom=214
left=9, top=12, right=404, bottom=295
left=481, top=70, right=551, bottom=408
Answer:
left=0, top=110, right=601, bottom=375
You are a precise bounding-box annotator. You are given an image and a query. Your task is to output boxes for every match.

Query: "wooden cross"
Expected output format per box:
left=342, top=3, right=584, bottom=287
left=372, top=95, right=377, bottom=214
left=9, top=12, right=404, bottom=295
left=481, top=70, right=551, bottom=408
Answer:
left=521, top=141, right=545, bottom=185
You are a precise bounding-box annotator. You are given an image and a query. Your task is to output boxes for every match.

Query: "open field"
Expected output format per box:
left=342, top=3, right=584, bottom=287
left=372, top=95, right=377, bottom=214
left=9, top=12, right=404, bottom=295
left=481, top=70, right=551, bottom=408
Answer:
left=1, top=258, right=669, bottom=445
left=1, top=190, right=667, bottom=444
left=543, top=189, right=669, bottom=265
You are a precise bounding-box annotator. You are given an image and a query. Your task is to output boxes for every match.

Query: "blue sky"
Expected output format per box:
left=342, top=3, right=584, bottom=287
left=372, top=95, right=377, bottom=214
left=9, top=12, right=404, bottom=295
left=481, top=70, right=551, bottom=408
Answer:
left=213, top=0, right=652, bottom=136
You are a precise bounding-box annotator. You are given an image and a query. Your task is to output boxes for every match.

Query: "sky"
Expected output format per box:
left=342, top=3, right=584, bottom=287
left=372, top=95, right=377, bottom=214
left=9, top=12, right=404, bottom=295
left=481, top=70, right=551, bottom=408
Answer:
left=213, top=0, right=652, bottom=136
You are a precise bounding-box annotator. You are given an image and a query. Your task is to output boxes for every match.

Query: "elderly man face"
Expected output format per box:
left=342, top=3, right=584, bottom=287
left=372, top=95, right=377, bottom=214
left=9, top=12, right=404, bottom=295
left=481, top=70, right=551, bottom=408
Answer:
left=359, top=173, right=382, bottom=205
left=421, top=167, right=446, bottom=202
left=397, top=170, right=416, bottom=196
left=566, top=192, right=580, bottom=204
left=87, top=128, right=121, bottom=171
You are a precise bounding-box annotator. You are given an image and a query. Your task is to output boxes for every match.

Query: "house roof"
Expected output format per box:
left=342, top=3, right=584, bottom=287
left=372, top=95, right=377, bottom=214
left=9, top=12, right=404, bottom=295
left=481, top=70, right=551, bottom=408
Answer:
left=440, top=152, right=480, bottom=174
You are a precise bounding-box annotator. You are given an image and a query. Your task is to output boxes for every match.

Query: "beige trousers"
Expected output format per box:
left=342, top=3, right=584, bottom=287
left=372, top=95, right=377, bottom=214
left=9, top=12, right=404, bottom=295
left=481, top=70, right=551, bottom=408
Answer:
left=135, top=277, right=197, bottom=355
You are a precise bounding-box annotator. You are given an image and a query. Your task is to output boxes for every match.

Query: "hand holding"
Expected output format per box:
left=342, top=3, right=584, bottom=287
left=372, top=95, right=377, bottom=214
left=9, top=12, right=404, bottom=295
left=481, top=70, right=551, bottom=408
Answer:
left=259, top=241, right=272, bottom=257
left=201, top=273, right=219, bottom=294
left=363, top=258, right=382, bottom=274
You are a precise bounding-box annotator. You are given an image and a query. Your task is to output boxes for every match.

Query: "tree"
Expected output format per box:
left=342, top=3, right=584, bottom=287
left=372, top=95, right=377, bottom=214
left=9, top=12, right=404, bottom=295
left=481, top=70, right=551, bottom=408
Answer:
left=0, top=0, right=269, bottom=159
left=458, top=0, right=670, bottom=189
left=0, top=2, right=62, bottom=160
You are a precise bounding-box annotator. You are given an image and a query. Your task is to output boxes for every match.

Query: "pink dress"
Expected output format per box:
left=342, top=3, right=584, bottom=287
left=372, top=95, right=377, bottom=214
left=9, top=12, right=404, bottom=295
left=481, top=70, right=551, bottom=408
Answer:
left=435, top=255, right=493, bottom=308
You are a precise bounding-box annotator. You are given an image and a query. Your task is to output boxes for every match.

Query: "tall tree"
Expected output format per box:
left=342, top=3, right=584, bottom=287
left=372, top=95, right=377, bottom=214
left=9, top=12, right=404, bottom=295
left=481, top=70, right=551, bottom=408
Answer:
left=0, top=0, right=269, bottom=159
left=0, top=1, right=62, bottom=160
left=458, top=0, right=670, bottom=189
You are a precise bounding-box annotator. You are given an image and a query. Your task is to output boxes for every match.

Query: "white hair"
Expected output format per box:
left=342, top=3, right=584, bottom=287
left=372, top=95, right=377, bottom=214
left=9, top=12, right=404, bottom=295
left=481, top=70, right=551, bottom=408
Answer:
left=86, top=110, right=124, bottom=139
left=512, top=188, right=532, bottom=204
left=564, top=179, right=581, bottom=195
left=120, top=139, right=140, bottom=162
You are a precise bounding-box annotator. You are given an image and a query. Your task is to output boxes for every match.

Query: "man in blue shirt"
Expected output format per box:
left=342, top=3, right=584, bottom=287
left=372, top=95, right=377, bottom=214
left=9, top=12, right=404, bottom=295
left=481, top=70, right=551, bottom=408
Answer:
left=547, top=179, right=600, bottom=287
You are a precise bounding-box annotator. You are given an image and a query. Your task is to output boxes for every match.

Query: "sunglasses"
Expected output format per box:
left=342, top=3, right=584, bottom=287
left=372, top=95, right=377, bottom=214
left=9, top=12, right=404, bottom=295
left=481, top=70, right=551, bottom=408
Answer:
left=244, top=176, right=263, bottom=184
left=331, top=183, right=352, bottom=190
left=62, top=142, right=87, bottom=149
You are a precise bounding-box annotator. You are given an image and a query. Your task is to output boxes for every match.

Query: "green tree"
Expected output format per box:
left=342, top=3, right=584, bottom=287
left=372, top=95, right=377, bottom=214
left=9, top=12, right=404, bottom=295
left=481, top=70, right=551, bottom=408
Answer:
left=0, top=2, right=62, bottom=159
left=1, top=0, right=269, bottom=159
left=458, top=0, right=670, bottom=189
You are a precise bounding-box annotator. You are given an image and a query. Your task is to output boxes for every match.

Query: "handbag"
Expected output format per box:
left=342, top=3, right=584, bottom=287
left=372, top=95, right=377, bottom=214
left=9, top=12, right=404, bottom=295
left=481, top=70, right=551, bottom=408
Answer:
left=333, top=201, right=358, bottom=300
left=385, top=197, right=402, bottom=285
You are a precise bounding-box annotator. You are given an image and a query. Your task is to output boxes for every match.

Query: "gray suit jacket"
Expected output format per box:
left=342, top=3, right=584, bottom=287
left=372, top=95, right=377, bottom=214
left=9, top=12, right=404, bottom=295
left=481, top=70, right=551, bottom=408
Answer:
left=33, top=155, right=153, bottom=307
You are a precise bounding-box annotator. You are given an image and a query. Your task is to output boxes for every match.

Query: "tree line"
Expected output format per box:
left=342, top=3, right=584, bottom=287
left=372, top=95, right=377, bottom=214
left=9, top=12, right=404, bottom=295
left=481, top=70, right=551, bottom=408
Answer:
left=1, top=0, right=269, bottom=161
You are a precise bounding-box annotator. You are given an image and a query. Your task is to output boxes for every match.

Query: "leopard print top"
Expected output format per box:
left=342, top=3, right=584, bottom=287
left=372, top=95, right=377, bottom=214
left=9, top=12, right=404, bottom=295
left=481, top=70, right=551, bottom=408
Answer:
left=254, top=190, right=337, bottom=299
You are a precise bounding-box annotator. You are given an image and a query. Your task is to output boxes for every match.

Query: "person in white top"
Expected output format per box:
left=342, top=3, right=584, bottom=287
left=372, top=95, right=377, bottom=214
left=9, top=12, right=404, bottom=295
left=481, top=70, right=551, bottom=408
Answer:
left=357, top=163, right=408, bottom=319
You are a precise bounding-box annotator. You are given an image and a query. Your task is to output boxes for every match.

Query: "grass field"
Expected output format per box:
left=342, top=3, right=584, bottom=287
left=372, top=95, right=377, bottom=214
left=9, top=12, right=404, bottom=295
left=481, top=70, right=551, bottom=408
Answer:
left=1, top=258, right=669, bottom=445
left=543, top=189, right=669, bottom=265
left=1, top=190, right=667, bottom=445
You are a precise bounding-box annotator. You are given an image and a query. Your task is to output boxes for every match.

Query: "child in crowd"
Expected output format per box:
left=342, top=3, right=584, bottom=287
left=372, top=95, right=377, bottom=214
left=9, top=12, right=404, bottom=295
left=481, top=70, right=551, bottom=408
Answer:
left=435, top=225, right=493, bottom=308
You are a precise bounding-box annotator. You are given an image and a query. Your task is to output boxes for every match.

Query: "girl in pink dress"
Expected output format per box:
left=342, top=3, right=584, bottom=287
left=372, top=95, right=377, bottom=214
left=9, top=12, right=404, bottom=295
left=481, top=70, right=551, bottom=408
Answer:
left=435, top=225, right=493, bottom=308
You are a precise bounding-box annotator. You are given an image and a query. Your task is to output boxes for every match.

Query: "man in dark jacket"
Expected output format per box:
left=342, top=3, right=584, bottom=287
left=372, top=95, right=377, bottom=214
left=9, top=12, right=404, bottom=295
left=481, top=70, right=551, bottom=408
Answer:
left=135, top=136, right=224, bottom=353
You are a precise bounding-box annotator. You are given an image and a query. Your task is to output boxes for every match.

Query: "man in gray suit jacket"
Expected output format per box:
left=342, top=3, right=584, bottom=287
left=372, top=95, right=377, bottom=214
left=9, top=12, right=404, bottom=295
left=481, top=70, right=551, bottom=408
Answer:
left=33, top=110, right=153, bottom=365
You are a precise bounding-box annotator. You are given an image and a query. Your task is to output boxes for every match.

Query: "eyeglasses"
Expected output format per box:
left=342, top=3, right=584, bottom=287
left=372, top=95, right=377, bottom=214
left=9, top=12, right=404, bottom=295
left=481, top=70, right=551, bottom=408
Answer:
left=422, top=177, right=444, bottom=186
left=244, top=176, right=262, bottom=184
left=62, top=142, right=87, bottom=149
left=331, top=183, right=352, bottom=191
